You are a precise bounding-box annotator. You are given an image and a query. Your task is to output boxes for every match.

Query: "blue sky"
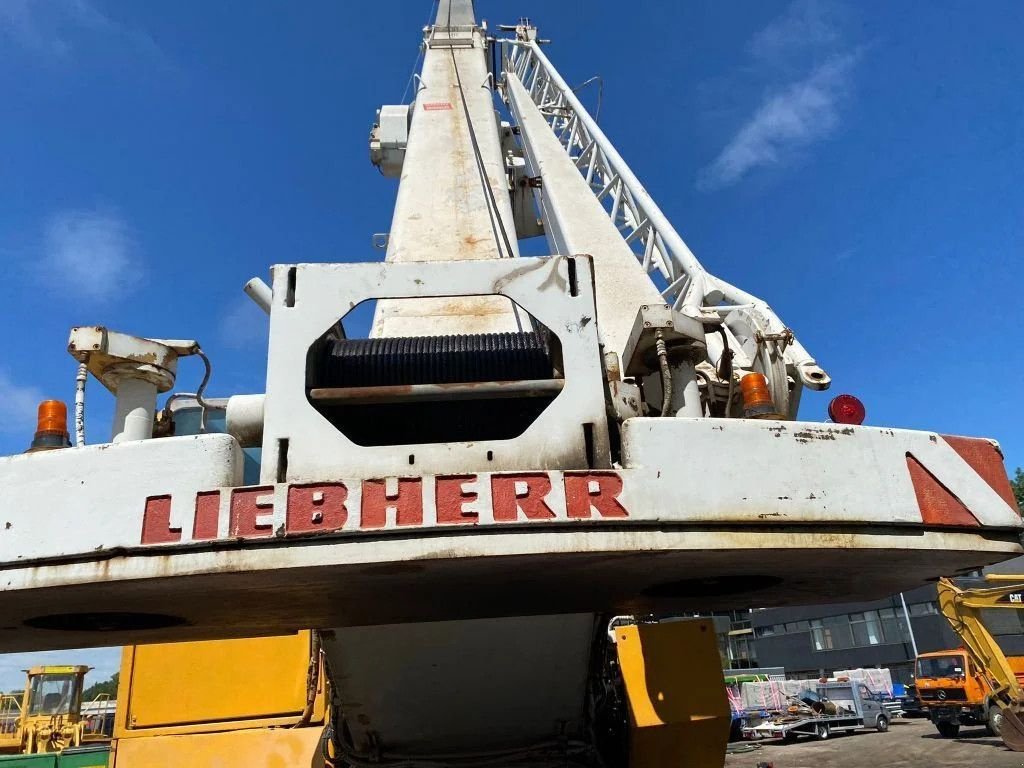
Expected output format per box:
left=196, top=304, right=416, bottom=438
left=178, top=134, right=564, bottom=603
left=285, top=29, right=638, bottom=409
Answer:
left=0, top=1, right=1021, bottom=689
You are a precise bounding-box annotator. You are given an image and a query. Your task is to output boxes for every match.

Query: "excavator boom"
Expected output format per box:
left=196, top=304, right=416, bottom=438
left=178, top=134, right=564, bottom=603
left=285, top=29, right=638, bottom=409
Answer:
left=938, top=575, right=1024, bottom=751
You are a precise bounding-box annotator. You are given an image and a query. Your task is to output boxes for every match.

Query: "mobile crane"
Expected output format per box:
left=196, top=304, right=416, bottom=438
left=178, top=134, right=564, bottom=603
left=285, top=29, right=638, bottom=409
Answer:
left=935, top=576, right=1024, bottom=751
left=0, top=3, right=1020, bottom=766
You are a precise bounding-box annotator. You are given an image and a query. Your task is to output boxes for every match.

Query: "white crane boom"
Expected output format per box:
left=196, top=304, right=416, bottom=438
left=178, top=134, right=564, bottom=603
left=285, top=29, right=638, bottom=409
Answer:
left=372, top=0, right=526, bottom=338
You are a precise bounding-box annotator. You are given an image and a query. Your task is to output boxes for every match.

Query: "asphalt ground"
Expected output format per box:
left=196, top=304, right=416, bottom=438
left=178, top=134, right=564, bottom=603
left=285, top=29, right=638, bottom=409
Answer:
left=724, top=715, right=1024, bottom=768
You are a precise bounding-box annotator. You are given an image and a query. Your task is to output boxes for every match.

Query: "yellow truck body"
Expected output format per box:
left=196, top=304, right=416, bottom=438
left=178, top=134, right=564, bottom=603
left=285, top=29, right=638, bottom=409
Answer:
left=109, top=632, right=326, bottom=768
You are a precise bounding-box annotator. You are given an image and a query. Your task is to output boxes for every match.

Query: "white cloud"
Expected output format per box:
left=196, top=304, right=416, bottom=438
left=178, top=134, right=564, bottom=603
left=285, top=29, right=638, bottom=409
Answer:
left=749, top=0, right=843, bottom=66
left=39, top=209, right=143, bottom=304
left=698, top=0, right=861, bottom=191
left=699, top=52, right=859, bottom=191
left=0, top=0, right=166, bottom=64
left=0, top=0, right=68, bottom=56
left=834, top=246, right=855, bottom=263
left=0, top=647, right=121, bottom=693
left=219, top=295, right=269, bottom=351
left=0, top=370, right=44, bottom=434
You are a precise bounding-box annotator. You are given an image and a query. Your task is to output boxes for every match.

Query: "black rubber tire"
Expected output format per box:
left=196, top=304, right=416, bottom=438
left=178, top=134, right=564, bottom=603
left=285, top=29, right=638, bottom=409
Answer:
left=876, top=715, right=889, bottom=732
left=986, top=705, right=1003, bottom=737
left=817, top=723, right=830, bottom=740
left=936, top=720, right=961, bottom=738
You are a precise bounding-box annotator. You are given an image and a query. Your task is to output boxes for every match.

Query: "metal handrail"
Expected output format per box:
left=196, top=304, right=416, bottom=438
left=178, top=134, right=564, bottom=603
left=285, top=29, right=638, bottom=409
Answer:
left=0, top=694, right=21, bottom=736
left=500, top=38, right=829, bottom=391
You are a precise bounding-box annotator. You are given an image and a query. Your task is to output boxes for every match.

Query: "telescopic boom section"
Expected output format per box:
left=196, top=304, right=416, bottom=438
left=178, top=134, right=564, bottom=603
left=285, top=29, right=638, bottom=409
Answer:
left=500, top=25, right=830, bottom=418
left=372, top=0, right=526, bottom=338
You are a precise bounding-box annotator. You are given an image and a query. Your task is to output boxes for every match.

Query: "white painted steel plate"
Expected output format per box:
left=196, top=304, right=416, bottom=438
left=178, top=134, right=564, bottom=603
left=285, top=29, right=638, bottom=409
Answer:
left=0, top=434, right=242, bottom=562
left=0, top=419, right=1017, bottom=652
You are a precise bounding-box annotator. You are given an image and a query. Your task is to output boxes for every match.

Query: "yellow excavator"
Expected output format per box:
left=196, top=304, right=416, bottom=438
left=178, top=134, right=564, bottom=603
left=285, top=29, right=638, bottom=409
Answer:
left=937, top=575, right=1024, bottom=751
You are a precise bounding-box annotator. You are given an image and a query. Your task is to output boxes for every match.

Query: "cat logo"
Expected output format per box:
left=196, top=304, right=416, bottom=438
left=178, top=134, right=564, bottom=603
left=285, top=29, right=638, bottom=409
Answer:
left=996, top=591, right=1024, bottom=605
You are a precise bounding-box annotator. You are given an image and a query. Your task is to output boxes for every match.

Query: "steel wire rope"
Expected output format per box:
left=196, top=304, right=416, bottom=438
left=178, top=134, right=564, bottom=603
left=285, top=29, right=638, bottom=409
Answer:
left=571, top=75, right=603, bottom=124
left=399, top=0, right=439, bottom=105
left=446, top=1, right=516, bottom=261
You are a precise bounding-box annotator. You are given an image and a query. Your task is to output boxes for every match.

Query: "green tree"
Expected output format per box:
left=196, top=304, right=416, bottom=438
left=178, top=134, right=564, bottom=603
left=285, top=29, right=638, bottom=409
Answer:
left=82, top=672, right=118, bottom=701
left=1013, top=467, right=1024, bottom=512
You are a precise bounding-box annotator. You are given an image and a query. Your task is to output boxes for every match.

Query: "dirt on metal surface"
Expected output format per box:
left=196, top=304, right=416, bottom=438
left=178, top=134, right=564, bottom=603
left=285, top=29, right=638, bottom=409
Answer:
left=725, top=718, right=1021, bottom=768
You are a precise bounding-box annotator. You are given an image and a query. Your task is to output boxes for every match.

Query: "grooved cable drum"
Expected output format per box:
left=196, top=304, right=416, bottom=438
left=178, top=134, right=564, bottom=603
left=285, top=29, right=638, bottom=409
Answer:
left=319, top=332, right=553, bottom=388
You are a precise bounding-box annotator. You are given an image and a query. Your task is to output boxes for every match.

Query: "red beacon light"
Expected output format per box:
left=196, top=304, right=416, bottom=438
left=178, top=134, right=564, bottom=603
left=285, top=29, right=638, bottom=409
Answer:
left=828, top=394, right=866, bottom=426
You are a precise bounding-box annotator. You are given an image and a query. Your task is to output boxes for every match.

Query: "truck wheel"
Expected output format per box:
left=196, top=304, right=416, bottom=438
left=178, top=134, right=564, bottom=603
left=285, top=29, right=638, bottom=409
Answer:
left=986, top=706, right=1004, bottom=737
left=936, top=721, right=960, bottom=739
left=876, top=715, right=889, bottom=733
left=817, top=723, right=830, bottom=740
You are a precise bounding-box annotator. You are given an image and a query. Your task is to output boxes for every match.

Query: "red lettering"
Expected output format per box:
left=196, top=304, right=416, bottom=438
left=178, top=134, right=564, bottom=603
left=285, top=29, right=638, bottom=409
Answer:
left=287, top=483, right=348, bottom=535
left=141, top=495, right=181, bottom=544
left=230, top=487, right=275, bottom=538
left=436, top=475, right=479, bottom=525
left=564, top=473, right=628, bottom=519
left=361, top=478, right=423, bottom=529
left=492, top=473, right=555, bottom=522
left=192, top=491, right=221, bottom=540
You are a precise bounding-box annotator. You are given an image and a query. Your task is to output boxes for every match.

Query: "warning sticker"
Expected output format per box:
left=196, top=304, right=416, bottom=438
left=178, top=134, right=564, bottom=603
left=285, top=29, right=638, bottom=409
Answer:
left=423, top=102, right=453, bottom=111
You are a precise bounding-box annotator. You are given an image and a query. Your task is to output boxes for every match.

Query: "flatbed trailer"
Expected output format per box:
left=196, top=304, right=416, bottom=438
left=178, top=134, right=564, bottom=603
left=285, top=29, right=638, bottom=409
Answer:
left=745, top=682, right=892, bottom=742
left=748, top=713, right=873, bottom=741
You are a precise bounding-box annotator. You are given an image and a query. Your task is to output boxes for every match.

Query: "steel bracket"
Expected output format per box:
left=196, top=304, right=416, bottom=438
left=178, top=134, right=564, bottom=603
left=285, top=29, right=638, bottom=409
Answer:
left=262, top=256, right=611, bottom=482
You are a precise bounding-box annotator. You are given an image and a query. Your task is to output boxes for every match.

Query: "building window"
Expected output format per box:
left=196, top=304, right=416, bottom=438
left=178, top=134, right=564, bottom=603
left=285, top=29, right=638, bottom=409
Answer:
left=878, top=607, right=911, bottom=643
left=728, top=634, right=757, bottom=667
left=850, top=611, right=884, bottom=646
left=810, top=609, right=910, bottom=652
left=810, top=619, right=833, bottom=651
left=909, top=602, right=939, bottom=616
left=753, top=620, right=813, bottom=638
left=825, top=615, right=854, bottom=649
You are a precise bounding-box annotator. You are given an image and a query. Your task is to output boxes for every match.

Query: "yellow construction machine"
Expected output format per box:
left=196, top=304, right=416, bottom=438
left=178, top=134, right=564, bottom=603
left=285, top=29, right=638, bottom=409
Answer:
left=104, top=622, right=730, bottom=768
left=0, top=665, right=91, bottom=755
left=107, top=633, right=329, bottom=767
left=937, top=575, right=1024, bottom=751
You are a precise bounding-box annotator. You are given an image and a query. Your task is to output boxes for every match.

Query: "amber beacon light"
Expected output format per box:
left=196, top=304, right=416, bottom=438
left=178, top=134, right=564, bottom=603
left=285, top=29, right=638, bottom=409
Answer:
left=26, top=400, right=71, bottom=453
left=739, top=372, right=782, bottom=419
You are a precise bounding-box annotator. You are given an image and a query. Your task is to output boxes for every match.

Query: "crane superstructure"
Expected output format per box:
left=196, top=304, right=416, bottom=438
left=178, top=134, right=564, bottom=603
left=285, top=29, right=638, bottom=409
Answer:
left=0, top=3, right=1020, bottom=766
